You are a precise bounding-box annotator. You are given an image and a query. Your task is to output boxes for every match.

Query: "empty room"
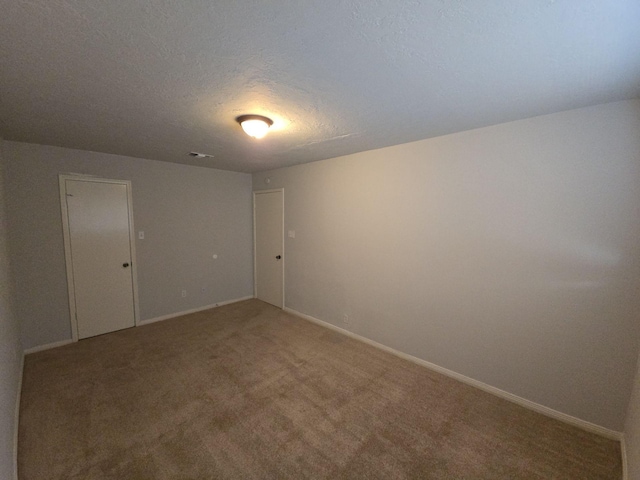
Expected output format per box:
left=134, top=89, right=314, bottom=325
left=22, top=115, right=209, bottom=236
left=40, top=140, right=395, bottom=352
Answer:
left=1, top=1, right=640, bottom=479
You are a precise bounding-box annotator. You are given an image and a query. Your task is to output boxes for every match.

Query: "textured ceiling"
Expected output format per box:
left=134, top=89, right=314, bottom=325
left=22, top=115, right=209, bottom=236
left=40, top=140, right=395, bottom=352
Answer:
left=1, top=1, right=639, bottom=173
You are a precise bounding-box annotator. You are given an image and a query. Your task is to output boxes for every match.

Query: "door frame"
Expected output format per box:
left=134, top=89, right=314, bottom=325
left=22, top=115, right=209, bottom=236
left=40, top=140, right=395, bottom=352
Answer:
left=59, top=174, right=141, bottom=342
left=253, top=188, right=285, bottom=308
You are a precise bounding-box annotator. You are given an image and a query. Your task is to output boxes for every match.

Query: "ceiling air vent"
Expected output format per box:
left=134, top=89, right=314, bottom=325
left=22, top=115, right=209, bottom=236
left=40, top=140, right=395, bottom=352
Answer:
left=188, top=152, right=214, bottom=159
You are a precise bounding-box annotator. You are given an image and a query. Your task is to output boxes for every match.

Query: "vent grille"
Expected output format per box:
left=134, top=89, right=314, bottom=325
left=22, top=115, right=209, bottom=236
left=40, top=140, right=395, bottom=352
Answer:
left=188, top=152, right=214, bottom=159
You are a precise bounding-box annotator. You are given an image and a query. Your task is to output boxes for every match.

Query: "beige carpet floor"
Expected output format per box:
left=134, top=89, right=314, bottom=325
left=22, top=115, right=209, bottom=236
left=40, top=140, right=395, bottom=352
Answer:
left=19, top=299, right=622, bottom=479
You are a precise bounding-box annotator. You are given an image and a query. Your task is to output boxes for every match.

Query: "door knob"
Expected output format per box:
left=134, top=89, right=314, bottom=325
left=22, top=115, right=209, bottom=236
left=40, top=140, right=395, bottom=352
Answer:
left=123, top=263, right=130, bottom=268
left=275, top=255, right=282, bottom=260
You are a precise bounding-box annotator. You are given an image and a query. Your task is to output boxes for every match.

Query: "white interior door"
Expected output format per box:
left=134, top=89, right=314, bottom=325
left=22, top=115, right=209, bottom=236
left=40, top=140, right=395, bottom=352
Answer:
left=62, top=177, right=137, bottom=339
left=254, top=189, right=284, bottom=308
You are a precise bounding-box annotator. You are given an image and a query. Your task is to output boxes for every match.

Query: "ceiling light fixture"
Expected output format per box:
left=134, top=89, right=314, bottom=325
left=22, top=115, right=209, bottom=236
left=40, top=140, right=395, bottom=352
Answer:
left=236, top=114, right=273, bottom=139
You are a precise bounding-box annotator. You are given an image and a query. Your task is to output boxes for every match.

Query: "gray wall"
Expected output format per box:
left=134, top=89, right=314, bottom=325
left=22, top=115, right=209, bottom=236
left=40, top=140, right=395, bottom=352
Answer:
left=3, top=142, right=254, bottom=350
left=0, top=140, right=23, bottom=480
left=253, top=99, right=640, bottom=431
left=625, top=353, right=640, bottom=478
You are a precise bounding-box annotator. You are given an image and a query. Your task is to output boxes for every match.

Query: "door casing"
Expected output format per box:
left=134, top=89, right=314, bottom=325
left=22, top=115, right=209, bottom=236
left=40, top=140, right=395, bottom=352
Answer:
left=59, top=174, right=141, bottom=341
left=253, top=188, right=285, bottom=308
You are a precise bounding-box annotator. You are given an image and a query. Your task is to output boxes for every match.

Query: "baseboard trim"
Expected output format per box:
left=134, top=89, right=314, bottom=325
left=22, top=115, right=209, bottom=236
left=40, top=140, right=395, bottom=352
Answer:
left=22, top=297, right=255, bottom=353
left=14, top=352, right=24, bottom=480
left=139, top=296, right=254, bottom=326
left=621, top=435, right=628, bottom=480
left=24, top=339, right=73, bottom=355
left=284, top=307, right=623, bottom=441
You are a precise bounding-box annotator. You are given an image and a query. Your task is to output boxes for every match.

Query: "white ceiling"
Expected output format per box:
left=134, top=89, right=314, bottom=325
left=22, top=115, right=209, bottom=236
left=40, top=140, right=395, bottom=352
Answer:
left=1, top=1, right=639, bottom=173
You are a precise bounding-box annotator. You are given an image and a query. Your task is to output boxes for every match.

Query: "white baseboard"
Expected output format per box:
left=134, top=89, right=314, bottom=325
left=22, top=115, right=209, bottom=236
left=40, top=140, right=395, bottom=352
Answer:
left=621, top=435, right=628, bottom=480
left=14, top=351, right=24, bottom=480
left=139, top=296, right=254, bottom=326
left=22, top=296, right=254, bottom=353
left=284, top=307, right=623, bottom=442
left=23, top=339, right=73, bottom=355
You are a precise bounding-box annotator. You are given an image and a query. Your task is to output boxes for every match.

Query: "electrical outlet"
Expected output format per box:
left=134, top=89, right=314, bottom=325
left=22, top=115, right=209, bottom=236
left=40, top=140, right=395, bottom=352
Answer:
left=181, top=290, right=187, bottom=298
left=343, top=314, right=350, bottom=327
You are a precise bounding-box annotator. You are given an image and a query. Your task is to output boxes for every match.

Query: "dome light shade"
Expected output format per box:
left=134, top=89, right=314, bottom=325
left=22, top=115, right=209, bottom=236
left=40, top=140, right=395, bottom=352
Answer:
left=237, top=115, right=273, bottom=139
